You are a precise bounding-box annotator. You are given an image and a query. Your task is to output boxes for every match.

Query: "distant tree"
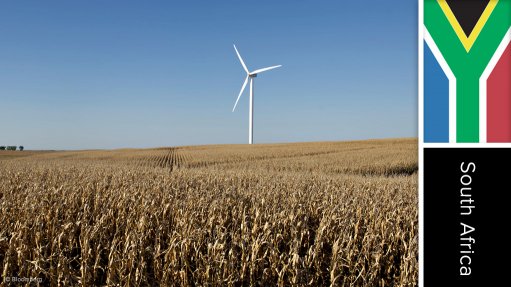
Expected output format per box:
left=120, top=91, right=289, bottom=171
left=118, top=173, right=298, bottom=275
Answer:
left=7, top=146, right=17, bottom=151
left=0, top=146, right=5, bottom=150
left=19, top=146, right=24, bottom=151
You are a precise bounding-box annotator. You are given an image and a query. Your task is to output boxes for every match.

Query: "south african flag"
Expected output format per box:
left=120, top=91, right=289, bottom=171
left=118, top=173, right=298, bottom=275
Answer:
left=424, top=0, right=511, bottom=143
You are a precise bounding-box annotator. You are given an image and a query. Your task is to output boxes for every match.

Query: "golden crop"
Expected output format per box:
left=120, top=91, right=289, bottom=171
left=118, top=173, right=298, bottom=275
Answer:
left=0, top=138, right=417, bottom=286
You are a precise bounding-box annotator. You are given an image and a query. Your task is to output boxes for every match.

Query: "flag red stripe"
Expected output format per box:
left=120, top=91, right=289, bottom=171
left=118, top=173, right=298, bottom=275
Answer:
left=487, top=43, right=511, bottom=142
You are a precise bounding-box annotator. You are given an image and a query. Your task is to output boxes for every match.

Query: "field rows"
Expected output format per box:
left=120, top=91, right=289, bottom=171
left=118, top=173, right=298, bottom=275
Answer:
left=0, top=138, right=418, bottom=286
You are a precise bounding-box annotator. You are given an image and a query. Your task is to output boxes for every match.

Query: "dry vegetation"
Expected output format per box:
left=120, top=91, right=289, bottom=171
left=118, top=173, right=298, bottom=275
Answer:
left=0, top=138, right=418, bottom=286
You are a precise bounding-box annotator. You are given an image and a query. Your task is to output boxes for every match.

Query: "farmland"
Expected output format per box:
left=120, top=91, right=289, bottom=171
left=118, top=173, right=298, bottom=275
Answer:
left=0, top=138, right=417, bottom=286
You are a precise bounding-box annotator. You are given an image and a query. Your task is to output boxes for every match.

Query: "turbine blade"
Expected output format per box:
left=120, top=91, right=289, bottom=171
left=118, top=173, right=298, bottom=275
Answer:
left=250, top=65, right=282, bottom=75
left=233, top=76, right=249, bottom=112
left=233, top=44, right=249, bottom=74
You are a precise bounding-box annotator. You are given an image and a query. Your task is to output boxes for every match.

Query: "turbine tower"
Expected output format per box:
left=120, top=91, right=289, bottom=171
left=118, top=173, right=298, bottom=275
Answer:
left=232, top=44, right=281, bottom=144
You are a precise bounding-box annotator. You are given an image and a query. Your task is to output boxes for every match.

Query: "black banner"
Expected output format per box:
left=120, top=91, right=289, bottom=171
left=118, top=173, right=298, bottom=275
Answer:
left=424, top=148, right=509, bottom=285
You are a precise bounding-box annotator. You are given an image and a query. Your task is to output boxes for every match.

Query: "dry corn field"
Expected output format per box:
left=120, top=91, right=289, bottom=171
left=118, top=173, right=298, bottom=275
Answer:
left=0, top=138, right=418, bottom=286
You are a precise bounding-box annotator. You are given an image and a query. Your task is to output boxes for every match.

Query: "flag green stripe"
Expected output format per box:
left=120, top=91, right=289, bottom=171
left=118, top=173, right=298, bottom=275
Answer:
left=457, top=78, right=479, bottom=142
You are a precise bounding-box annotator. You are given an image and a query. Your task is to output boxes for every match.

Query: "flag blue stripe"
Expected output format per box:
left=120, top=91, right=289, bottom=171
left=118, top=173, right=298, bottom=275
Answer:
left=424, top=41, right=449, bottom=143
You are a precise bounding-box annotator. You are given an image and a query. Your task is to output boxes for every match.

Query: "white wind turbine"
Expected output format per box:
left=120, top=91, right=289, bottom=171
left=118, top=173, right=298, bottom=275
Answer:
left=232, top=44, right=281, bottom=144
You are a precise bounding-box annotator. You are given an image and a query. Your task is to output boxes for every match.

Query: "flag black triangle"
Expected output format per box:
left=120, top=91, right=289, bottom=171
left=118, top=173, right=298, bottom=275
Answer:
left=445, top=0, right=491, bottom=37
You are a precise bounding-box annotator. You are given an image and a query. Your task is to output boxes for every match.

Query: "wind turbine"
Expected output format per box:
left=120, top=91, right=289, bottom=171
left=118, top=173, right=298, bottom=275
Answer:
left=232, top=44, right=281, bottom=144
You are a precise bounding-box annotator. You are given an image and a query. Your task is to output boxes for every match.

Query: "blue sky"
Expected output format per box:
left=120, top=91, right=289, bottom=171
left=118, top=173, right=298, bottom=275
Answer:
left=0, top=1, right=417, bottom=150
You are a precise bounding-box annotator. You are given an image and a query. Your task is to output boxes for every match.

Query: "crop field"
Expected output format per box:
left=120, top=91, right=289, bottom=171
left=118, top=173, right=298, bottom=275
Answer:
left=0, top=138, right=418, bottom=286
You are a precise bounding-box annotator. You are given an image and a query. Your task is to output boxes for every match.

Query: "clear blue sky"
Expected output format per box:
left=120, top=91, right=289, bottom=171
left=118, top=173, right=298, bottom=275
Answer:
left=0, top=1, right=417, bottom=150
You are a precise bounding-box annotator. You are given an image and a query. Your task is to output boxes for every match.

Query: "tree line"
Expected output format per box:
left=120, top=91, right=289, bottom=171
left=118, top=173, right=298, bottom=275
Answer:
left=0, top=146, right=24, bottom=151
